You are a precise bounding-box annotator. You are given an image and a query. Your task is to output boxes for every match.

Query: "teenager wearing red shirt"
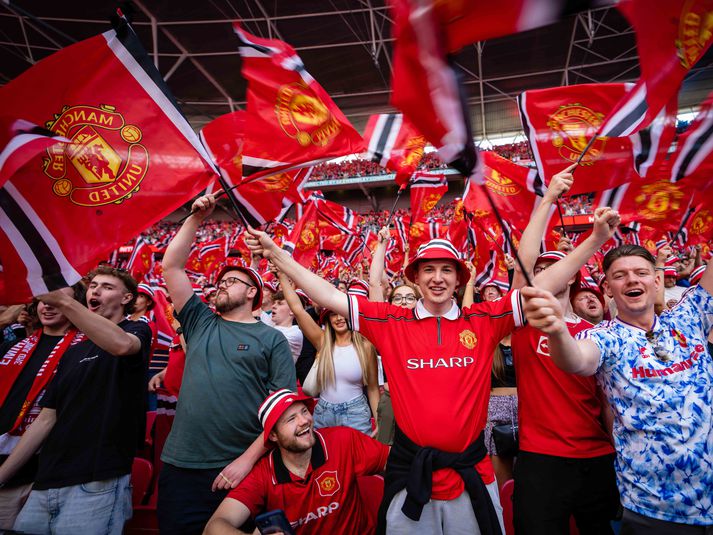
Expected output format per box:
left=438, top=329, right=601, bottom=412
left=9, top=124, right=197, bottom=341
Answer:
left=205, top=389, right=389, bottom=535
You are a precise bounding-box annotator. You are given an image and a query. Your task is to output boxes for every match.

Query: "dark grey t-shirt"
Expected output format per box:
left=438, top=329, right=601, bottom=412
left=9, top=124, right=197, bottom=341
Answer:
left=161, top=295, right=296, bottom=468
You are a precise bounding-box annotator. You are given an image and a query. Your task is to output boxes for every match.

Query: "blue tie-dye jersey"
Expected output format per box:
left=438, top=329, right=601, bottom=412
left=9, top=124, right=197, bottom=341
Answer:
left=577, top=285, right=713, bottom=525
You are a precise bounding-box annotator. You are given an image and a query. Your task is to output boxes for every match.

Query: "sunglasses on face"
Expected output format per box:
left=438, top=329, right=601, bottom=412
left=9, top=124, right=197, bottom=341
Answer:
left=645, top=329, right=672, bottom=362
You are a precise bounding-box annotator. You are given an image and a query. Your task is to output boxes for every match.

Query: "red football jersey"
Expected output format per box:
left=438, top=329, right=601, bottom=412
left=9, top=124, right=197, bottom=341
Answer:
left=348, top=292, right=525, bottom=499
left=512, top=319, right=614, bottom=457
left=228, top=427, right=389, bottom=535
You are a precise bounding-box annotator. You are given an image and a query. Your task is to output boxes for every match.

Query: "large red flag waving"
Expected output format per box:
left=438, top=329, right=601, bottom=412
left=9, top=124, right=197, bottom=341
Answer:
left=518, top=83, right=637, bottom=195
left=0, top=21, right=216, bottom=303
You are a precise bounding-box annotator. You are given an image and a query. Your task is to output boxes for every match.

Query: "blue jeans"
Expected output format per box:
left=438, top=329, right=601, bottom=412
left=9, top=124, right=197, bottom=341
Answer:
left=313, top=394, right=373, bottom=435
left=13, top=474, right=132, bottom=535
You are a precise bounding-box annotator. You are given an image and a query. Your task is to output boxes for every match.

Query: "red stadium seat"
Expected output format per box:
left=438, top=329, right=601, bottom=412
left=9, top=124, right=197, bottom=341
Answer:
left=358, top=474, right=384, bottom=526
left=131, top=457, right=153, bottom=506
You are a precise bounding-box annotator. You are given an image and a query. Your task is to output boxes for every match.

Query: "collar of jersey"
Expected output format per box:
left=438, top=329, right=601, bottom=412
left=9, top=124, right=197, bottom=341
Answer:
left=271, top=429, right=327, bottom=484
left=414, top=299, right=460, bottom=320
left=613, top=314, right=660, bottom=333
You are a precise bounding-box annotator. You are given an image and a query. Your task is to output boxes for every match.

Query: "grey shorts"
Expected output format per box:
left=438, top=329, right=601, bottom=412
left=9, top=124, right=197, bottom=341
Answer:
left=484, top=394, right=518, bottom=456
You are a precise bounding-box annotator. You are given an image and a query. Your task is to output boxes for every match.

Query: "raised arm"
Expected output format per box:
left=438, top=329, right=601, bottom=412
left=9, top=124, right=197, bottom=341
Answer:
left=533, top=207, right=620, bottom=296
left=654, top=245, right=671, bottom=314
left=368, top=227, right=390, bottom=302
left=521, top=286, right=601, bottom=375
left=511, top=165, right=575, bottom=289
left=462, top=261, right=477, bottom=308
left=275, top=269, right=324, bottom=349
left=245, top=228, right=349, bottom=318
left=34, top=290, right=141, bottom=356
left=698, top=254, right=713, bottom=296
left=163, top=194, right=216, bottom=314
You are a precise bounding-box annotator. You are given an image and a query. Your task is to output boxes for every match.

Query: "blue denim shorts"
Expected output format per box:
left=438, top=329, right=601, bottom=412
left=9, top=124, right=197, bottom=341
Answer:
left=14, top=474, right=132, bottom=535
left=313, top=394, right=373, bottom=435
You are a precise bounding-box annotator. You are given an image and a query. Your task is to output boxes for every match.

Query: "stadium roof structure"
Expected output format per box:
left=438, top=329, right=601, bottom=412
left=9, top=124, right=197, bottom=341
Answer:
left=3, top=0, right=713, bottom=141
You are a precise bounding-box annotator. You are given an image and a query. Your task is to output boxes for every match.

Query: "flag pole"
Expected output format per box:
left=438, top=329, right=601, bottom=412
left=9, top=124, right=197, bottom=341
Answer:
left=555, top=134, right=598, bottom=240
left=478, top=185, right=534, bottom=287
left=384, top=184, right=407, bottom=229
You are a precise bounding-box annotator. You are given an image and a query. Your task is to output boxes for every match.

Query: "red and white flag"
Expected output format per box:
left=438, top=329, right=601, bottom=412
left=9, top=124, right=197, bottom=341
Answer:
left=409, top=171, right=448, bottom=223
left=670, top=90, right=713, bottom=183
left=599, top=0, right=713, bottom=137
left=363, top=113, right=426, bottom=188
left=0, top=119, right=70, bottom=188
left=518, top=83, right=637, bottom=195
left=0, top=20, right=216, bottom=303
left=126, top=237, right=154, bottom=282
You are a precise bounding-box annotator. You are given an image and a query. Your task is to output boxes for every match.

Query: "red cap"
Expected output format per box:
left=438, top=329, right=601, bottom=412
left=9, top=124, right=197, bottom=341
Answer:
left=404, top=239, right=469, bottom=287
left=137, top=283, right=156, bottom=310
left=689, top=265, right=706, bottom=285
left=570, top=284, right=606, bottom=309
left=215, top=265, right=264, bottom=311
left=664, top=267, right=677, bottom=278
left=258, top=389, right=316, bottom=447
left=347, top=279, right=369, bottom=298
left=535, top=251, right=581, bottom=286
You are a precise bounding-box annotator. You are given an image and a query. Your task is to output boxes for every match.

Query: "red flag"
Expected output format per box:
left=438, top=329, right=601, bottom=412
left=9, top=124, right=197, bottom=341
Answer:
left=233, top=24, right=364, bottom=173
left=126, top=237, right=154, bottom=282
left=0, top=119, right=70, bottom=188
left=599, top=0, right=713, bottom=137
left=363, top=113, right=426, bottom=188
left=409, top=171, right=448, bottom=223
left=284, top=199, right=320, bottom=269
left=595, top=179, right=695, bottom=233
left=390, top=0, right=478, bottom=179
left=0, top=21, right=216, bottom=302
left=199, top=236, right=229, bottom=277
left=464, top=152, right=540, bottom=232
left=519, top=83, right=637, bottom=195
left=671, top=90, right=713, bottom=184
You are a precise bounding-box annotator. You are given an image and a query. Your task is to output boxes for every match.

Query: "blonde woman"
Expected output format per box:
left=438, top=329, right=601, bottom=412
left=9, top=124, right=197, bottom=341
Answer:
left=276, top=270, right=380, bottom=436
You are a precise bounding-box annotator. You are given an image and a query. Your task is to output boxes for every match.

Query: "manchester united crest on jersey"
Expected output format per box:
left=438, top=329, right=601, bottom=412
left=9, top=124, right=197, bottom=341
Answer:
left=315, top=470, right=340, bottom=497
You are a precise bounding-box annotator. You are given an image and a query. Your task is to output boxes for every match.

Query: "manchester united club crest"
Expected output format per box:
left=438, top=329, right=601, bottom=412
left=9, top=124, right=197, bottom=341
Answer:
left=633, top=181, right=686, bottom=221
left=676, top=0, right=713, bottom=69
left=485, top=169, right=521, bottom=197
left=275, top=82, right=341, bottom=147
left=43, top=104, right=147, bottom=207
left=259, top=172, right=293, bottom=192
left=459, top=329, right=477, bottom=350
left=691, top=209, right=713, bottom=237
left=298, top=221, right=318, bottom=250
left=421, top=193, right=442, bottom=213
left=547, top=104, right=606, bottom=166
left=315, top=470, right=340, bottom=497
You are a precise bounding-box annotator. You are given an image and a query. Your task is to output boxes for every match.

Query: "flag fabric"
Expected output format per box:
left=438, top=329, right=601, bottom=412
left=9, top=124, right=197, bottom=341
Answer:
left=518, top=83, right=637, bottom=195
left=0, top=119, right=71, bottom=188
left=283, top=199, right=321, bottom=269
left=599, top=0, right=713, bottom=137
left=433, top=1, right=602, bottom=54
left=631, top=97, right=678, bottom=179
left=409, top=171, right=448, bottom=223
left=595, top=179, right=695, bottom=233
left=126, top=237, right=154, bottom=282
left=463, top=152, right=541, bottom=234
left=199, top=236, right=229, bottom=278
left=670, top=91, right=713, bottom=183
left=232, top=24, right=364, bottom=175
left=363, top=113, right=426, bottom=188
left=0, top=20, right=216, bottom=303
left=390, top=0, right=478, bottom=180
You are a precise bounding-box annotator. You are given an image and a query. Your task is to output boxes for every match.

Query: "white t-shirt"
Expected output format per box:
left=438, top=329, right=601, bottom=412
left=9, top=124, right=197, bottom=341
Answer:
left=272, top=324, right=304, bottom=363
left=320, top=344, right=364, bottom=404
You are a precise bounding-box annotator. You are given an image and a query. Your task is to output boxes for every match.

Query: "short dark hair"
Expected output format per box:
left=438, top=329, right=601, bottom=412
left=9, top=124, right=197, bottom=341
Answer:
left=87, top=265, right=138, bottom=314
left=603, top=245, right=656, bottom=274
left=273, top=290, right=285, bottom=302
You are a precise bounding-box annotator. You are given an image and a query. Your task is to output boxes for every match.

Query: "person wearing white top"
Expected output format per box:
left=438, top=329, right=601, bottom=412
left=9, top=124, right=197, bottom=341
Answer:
left=269, top=291, right=303, bottom=364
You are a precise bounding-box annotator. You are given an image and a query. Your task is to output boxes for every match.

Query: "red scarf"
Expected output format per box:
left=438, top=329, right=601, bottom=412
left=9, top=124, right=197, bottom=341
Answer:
left=0, top=328, right=83, bottom=434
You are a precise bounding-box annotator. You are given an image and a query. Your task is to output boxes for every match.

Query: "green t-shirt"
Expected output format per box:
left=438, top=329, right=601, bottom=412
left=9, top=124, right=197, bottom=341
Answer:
left=161, top=295, right=296, bottom=468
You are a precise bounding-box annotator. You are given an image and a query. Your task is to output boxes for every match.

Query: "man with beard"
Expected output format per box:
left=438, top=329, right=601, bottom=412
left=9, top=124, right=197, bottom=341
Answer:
left=158, top=194, right=295, bottom=534
left=205, top=389, right=390, bottom=535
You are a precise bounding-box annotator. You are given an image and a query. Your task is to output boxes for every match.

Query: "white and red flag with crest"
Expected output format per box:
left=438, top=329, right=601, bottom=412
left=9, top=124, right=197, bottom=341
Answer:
left=519, top=83, right=637, bottom=196
left=363, top=113, right=426, bottom=188
left=0, top=19, right=216, bottom=303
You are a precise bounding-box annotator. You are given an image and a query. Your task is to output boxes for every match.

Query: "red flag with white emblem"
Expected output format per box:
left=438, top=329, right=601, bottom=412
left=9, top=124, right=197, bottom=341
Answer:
left=0, top=20, right=216, bottom=303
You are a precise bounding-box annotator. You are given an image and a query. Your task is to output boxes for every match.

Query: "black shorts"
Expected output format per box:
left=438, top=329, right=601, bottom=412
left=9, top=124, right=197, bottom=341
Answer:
left=513, top=451, right=620, bottom=535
